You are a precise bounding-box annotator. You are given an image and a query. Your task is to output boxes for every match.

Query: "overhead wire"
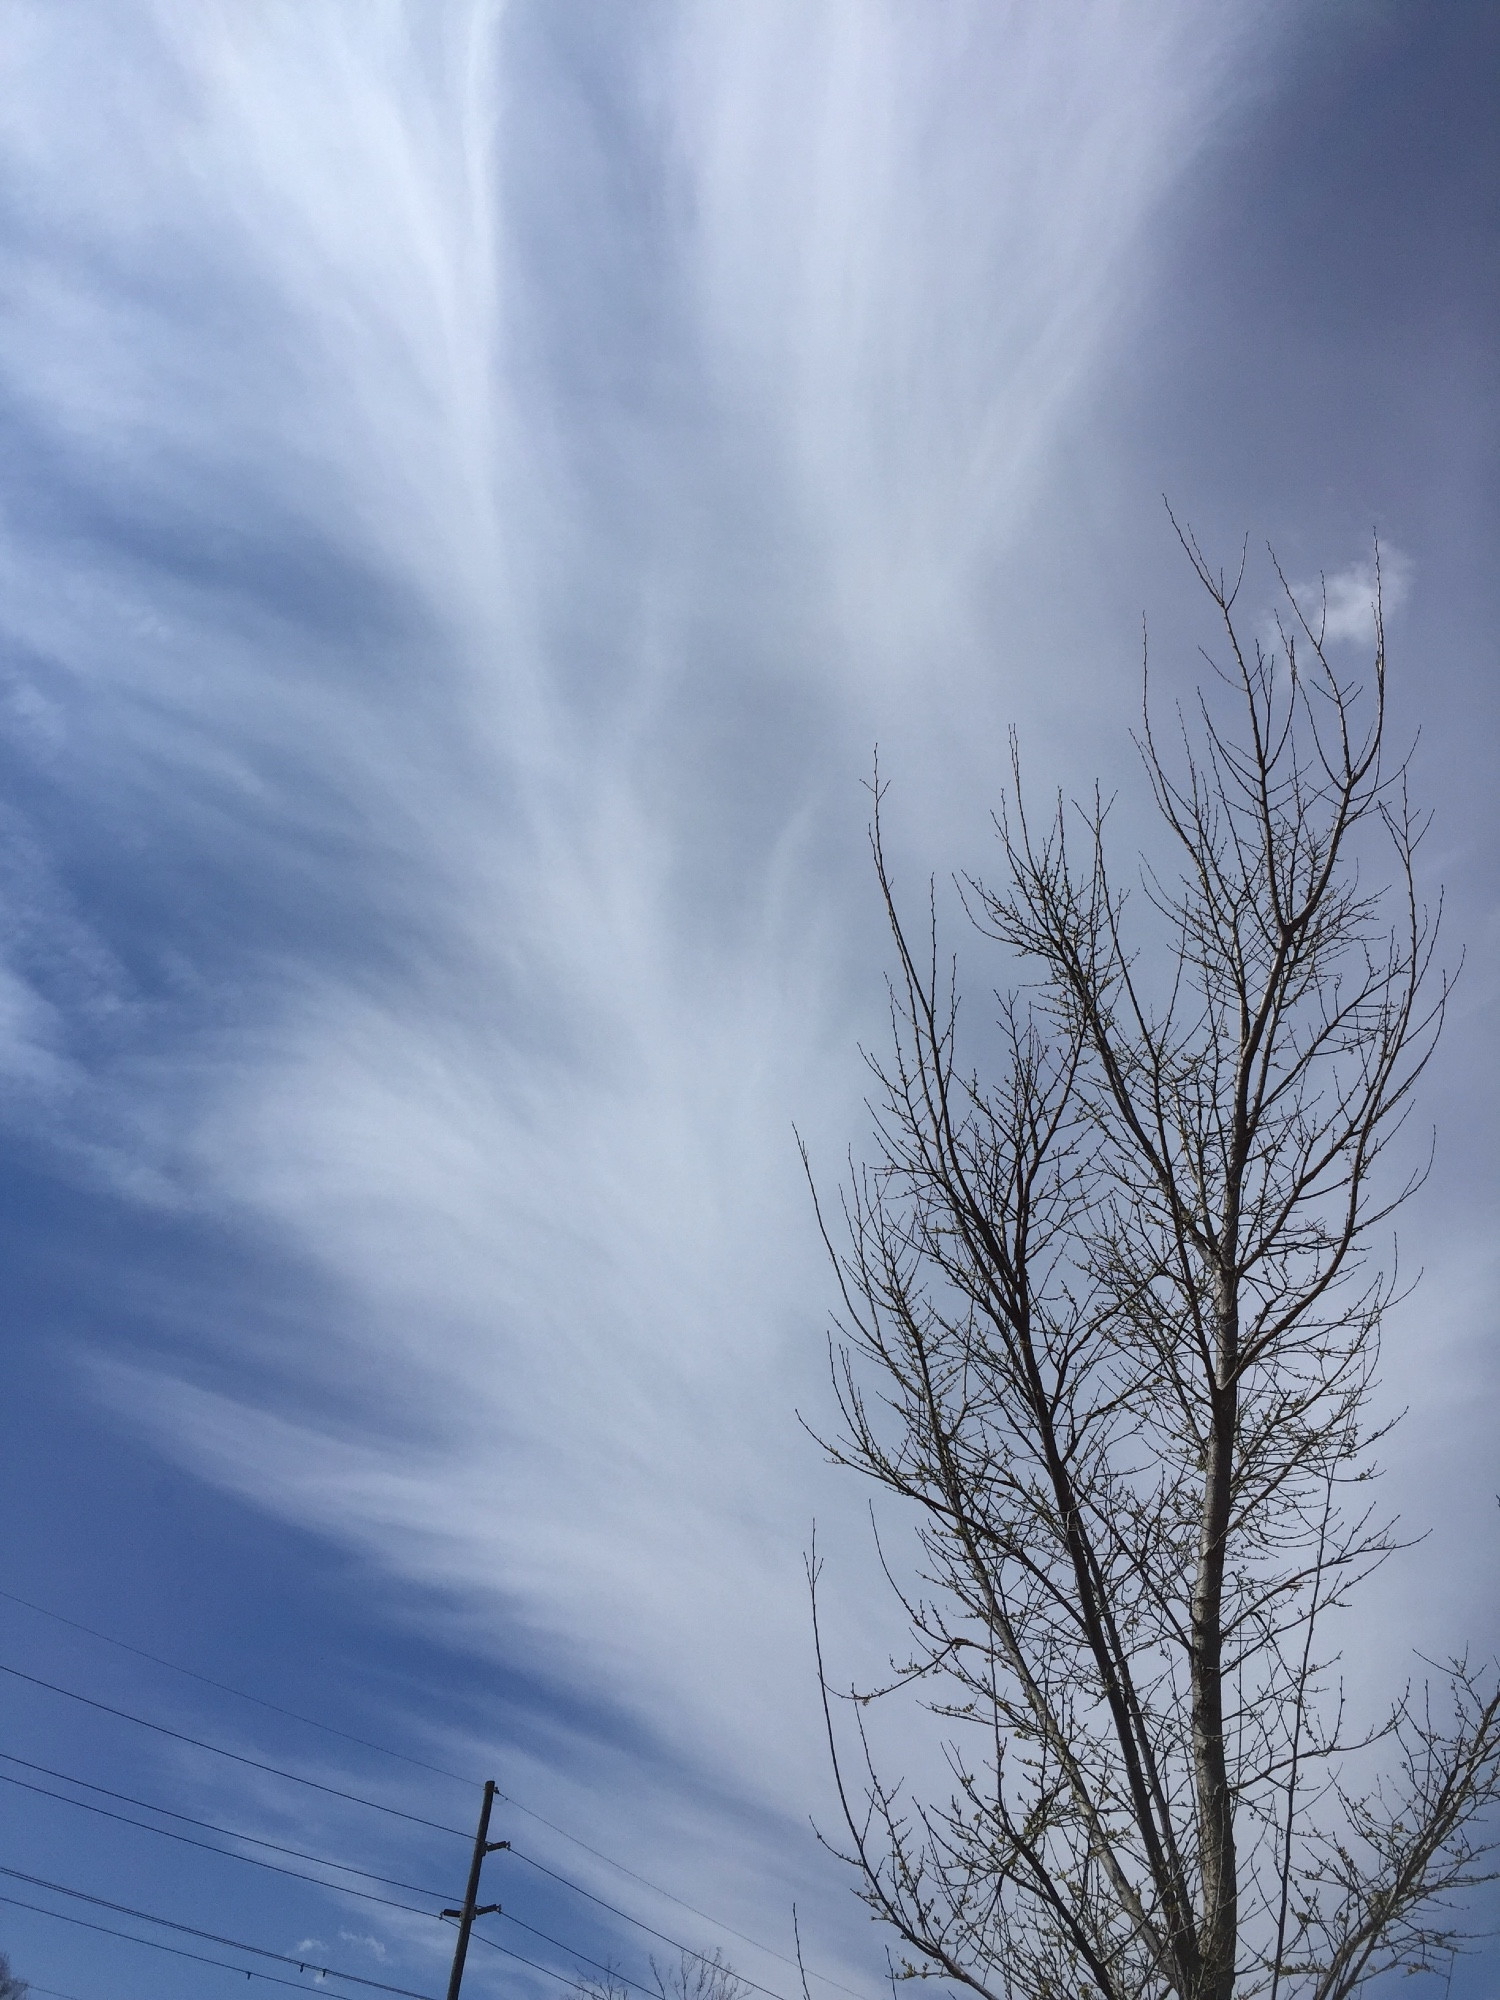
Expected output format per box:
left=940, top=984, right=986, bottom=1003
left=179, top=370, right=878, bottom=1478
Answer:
left=0, top=1661, right=469, bottom=1839
left=493, top=1801, right=832, bottom=1993
left=0, top=1748, right=446, bottom=1897
left=438, top=1919, right=594, bottom=1996
left=0, top=1746, right=802, bottom=2000
left=0, top=1892, right=436, bottom=2000
left=2, top=1885, right=616, bottom=2000
left=0, top=1589, right=864, bottom=1998
left=0, top=1812, right=710, bottom=2000
left=0, top=1587, right=469, bottom=1789
left=0, top=1868, right=436, bottom=1999
left=0, top=1767, right=446, bottom=1916
left=472, top=1911, right=660, bottom=2000
left=502, top=1856, right=796, bottom=2000
left=0, top=1744, right=802, bottom=2000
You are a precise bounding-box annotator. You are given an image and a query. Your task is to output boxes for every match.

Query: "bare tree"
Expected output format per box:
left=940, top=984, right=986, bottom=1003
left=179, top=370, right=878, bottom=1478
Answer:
left=0, top=1953, right=27, bottom=2000
left=578, top=1948, right=750, bottom=2000
left=653, top=1949, right=752, bottom=2000
left=807, top=526, right=1500, bottom=2000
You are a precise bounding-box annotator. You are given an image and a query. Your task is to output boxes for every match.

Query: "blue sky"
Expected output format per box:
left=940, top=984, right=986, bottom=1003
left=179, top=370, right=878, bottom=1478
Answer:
left=0, top=5, right=1496, bottom=1999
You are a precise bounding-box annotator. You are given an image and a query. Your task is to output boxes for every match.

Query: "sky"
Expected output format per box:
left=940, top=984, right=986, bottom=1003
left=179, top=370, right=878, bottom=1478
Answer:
left=0, top=5, right=1496, bottom=2000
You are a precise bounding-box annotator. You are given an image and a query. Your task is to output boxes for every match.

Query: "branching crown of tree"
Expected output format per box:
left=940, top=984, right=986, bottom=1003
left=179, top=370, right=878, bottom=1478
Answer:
left=808, top=526, right=1500, bottom=2000
left=579, top=1948, right=751, bottom=2000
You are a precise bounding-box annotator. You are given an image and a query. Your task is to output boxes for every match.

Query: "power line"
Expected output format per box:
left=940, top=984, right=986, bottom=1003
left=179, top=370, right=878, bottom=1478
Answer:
left=0, top=1661, right=469, bottom=1839
left=1, top=1763, right=795, bottom=2000
left=7, top=1891, right=599, bottom=2000
left=0, top=1869, right=436, bottom=1999
left=503, top=1857, right=795, bottom=2000
left=0, top=1768, right=445, bottom=1916
left=0, top=1586, right=470, bottom=1790
left=0, top=1748, right=445, bottom=1896
left=5, top=1886, right=638, bottom=2000
left=442, top=1918, right=593, bottom=1997
left=0, top=1890, right=437, bottom=2000
left=0, top=1589, right=862, bottom=1998
left=474, top=1911, right=659, bottom=2000
left=493, top=1801, right=841, bottom=1995
left=0, top=1752, right=812, bottom=2000
left=0, top=1744, right=801, bottom=2000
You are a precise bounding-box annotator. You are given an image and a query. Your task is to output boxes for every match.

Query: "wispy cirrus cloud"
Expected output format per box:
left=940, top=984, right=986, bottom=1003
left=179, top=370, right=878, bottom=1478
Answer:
left=0, top=0, right=1312, bottom=1971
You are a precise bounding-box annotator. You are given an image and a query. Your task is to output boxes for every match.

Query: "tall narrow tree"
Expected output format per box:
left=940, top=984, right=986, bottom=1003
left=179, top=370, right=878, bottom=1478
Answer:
left=809, top=527, right=1500, bottom=2000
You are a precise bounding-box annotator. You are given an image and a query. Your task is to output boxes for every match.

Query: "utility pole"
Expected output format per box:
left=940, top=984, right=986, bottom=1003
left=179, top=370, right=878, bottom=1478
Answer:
left=442, top=1779, right=508, bottom=2000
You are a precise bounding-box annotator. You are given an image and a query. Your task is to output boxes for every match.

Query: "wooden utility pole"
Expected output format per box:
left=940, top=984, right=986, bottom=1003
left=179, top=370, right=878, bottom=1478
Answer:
left=442, top=1779, right=506, bottom=2000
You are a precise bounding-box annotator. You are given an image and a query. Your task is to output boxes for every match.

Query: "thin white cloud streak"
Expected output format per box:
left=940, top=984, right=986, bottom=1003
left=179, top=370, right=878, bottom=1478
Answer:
left=672, top=2, right=1273, bottom=696
left=638, top=11, right=1234, bottom=719
left=3, top=0, right=1419, bottom=1970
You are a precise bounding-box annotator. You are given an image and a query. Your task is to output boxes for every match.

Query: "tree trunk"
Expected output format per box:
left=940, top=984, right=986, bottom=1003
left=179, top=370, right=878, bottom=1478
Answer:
left=1192, top=1275, right=1239, bottom=2000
